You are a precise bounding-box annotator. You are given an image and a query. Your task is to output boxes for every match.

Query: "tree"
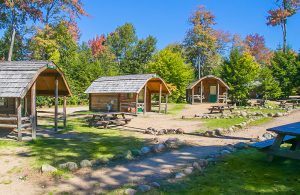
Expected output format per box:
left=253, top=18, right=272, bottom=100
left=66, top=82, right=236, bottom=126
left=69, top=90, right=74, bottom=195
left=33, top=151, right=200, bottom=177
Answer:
left=221, top=48, right=259, bottom=104
left=270, top=49, right=299, bottom=97
left=244, top=34, right=273, bottom=65
left=107, top=23, right=137, bottom=66
left=267, top=0, right=300, bottom=52
left=121, top=36, right=157, bottom=74
left=88, top=34, right=107, bottom=58
left=0, top=27, right=27, bottom=60
left=184, top=6, right=230, bottom=78
left=39, top=0, right=87, bottom=25
left=147, top=47, right=194, bottom=102
left=0, top=0, right=43, bottom=61
left=257, top=67, right=282, bottom=100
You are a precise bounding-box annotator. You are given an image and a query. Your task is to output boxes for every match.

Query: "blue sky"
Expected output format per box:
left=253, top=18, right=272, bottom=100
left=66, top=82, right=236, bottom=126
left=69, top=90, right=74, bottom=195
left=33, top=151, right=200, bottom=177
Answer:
left=78, top=0, right=300, bottom=51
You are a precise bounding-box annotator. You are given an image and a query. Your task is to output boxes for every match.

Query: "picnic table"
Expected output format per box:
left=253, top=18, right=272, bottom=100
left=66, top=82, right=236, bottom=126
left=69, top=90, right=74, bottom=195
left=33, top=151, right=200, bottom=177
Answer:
left=252, top=122, right=300, bottom=161
left=278, top=100, right=297, bottom=109
left=89, top=112, right=132, bottom=128
left=208, top=105, right=234, bottom=114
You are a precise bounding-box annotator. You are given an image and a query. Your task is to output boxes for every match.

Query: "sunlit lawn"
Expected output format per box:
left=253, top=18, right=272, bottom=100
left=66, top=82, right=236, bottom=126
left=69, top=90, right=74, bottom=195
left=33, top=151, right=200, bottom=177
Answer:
left=239, top=108, right=286, bottom=114
left=0, top=118, right=150, bottom=169
left=112, top=149, right=300, bottom=195
left=166, top=103, right=187, bottom=115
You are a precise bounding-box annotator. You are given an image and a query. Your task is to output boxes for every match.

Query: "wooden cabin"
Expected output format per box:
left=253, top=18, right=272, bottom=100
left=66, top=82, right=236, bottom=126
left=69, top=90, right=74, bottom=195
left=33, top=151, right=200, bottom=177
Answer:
left=85, top=74, right=170, bottom=114
left=0, top=61, right=72, bottom=140
left=186, top=75, right=230, bottom=104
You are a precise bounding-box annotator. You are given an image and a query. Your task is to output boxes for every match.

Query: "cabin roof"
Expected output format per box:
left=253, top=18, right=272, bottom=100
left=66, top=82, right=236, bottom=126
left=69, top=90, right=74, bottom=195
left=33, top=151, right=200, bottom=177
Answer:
left=85, top=74, right=170, bottom=94
left=187, top=75, right=230, bottom=89
left=0, top=61, right=71, bottom=98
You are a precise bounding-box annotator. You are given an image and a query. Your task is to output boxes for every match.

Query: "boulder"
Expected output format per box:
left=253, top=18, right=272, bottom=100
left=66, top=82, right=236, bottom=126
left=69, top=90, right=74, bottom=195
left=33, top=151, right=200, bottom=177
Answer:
left=274, top=112, right=283, bottom=117
left=41, top=164, right=57, bottom=173
left=198, top=159, right=209, bottom=167
left=234, top=142, right=249, bottom=149
left=152, top=144, right=166, bottom=153
left=150, top=182, right=160, bottom=188
left=213, top=128, right=223, bottom=136
left=241, top=111, right=248, bottom=117
left=223, top=145, right=236, bottom=152
left=220, top=150, right=231, bottom=155
left=125, top=150, right=134, bottom=160
left=175, top=172, right=186, bottom=179
left=204, top=130, right=214, bottom=137
left=137, top=185, right=151, bottom=192
left=183, top=167, right=193, bottom=175
left=176, top=128, right=185, bottom=134
left=192, top=162, right=202, bottom=171
left=125, top=188, right=137, bottom=195
left=164, top=138, right=181, bottom=148
left=262, top=132, right=274, bottom=140
left=141, top=147, right=151, bottom=154
left=80, top=160, right=92, bottom=168
left=59, top=162, right=78, bottom=171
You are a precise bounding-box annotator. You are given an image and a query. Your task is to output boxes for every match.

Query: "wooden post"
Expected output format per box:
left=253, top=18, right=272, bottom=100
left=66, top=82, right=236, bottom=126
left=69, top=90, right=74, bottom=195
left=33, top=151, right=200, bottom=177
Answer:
left=63, top=96, right=67, bottom=129
left=165, top=95, right=168, bottom=114
left=135, top=93, right=139, bottom=115
left=217, top=82, right=220, bottom=103
left=200, top=81, right=203, bottom=103
left=144, top=84, right=147, bottom=115
left=159, top=82, right=162, bottom=113
left=225, top=88, right=228, bottom=103
left=16, top=98, right=22, bottom=141
left=191, top=87, right=194, bottom=105
left=31, top=82, right=37, bottom=139
left=24, top=97, right=28, bottom=116
left=89, top=94, right=92, bottom=111
left=54, top=76, right=58, bottom=131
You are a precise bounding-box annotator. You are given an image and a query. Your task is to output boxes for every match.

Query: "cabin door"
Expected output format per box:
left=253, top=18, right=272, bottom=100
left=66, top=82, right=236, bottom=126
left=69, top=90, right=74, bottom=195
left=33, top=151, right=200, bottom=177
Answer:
left=209, top=85, right=217, bottom=103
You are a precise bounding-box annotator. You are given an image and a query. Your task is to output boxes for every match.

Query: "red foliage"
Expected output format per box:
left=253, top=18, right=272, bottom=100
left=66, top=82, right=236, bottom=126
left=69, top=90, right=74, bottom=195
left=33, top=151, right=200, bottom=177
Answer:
left=64, top=20, right=80, bottom=41
left=88, top=35, right=107, bottom=57
left=245, top=34, right=273, bottom=65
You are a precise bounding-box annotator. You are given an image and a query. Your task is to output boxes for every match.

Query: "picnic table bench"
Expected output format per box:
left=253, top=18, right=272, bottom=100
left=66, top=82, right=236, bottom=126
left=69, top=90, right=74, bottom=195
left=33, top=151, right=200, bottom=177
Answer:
left=208, top=105, right=234, bottom=114
left=89, top=112, right=132, bottom=128
left=251, top=122, right=300, bottom=161
left=278, top=99, right=298, bottom=109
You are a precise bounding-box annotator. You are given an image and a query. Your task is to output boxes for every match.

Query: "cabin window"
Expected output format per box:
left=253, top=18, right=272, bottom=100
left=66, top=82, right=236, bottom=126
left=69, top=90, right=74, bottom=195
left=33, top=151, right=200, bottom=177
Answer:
left=0, top=98, right=8, bottom=107
left=126, top=93, right=134, bottom=99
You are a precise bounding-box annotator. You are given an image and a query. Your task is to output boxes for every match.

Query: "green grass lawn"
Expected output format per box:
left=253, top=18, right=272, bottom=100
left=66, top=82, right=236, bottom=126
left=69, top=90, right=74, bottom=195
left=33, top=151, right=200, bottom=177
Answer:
left=126, top=149, right=300, bottom=195
left=239, top=108, right=286, bottom=114
left=194, top=117, right=247, bottom=132
left=248, top=117, right=273, bottom=126
left=0, top=118, right=150, bottom=169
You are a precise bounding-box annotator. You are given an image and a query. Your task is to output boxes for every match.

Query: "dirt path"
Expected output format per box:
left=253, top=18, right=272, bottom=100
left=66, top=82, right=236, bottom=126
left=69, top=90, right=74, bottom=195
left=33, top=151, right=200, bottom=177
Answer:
left=1, top=107, right=300, bottom=195
left=44, top=110, right=300, bottom=194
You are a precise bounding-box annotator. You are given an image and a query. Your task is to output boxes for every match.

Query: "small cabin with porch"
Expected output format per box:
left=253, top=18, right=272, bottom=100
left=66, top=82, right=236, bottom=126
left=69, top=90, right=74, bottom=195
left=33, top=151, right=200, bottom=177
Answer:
left=85, top=74, right=170, bottom=114
left=186, top=75, right=230, bottom=104
left=0, top=61, right=72, bottom=141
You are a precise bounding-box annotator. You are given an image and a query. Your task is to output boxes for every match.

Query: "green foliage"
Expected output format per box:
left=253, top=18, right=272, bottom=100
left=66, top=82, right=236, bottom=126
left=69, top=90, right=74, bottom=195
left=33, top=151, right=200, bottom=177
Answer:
left=107, top=23, right=156, bottom=74
left=221, top=48, right=260, bottom=104
left=147, top=47, right=194, bottom=102
left=257, top=67, right=282, bottom=100
left=270, top=49, right=300, bottom=97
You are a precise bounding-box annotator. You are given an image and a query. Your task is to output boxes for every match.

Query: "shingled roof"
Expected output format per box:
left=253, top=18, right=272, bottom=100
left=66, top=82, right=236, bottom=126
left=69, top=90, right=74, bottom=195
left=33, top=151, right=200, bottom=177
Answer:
left=187, top=75, right=230, bottom=89
left=85, top=74, right=169, bottom=94
left=0, top=61, right=71, bottom=98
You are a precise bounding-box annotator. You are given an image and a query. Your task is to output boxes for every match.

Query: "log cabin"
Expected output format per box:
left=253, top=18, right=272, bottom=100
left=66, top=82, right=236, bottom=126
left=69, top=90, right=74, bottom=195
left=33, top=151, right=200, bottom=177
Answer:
left=186, top=75, right=230, bottom=104
left=0, top=61, right=72, bottom=141
left=85, top=74, right=170, bottom=114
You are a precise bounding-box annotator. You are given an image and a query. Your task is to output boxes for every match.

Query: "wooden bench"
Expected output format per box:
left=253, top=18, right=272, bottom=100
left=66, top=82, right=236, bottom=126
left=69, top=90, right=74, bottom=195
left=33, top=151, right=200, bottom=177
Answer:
left=250, top=135, right=296, bottom=150
left=90, top=112, right=132, bottom=128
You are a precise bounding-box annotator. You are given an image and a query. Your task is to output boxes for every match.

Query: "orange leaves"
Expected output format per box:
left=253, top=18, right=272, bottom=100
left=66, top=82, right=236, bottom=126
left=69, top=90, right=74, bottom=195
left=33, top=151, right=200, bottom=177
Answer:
left=88, top=35, right=107, bottom=58
left=267, top=9, right=291, bottom=26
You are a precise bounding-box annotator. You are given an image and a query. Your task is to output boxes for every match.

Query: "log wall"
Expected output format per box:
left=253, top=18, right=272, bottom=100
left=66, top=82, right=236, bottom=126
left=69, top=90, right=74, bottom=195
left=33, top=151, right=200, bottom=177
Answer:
left=90, top=93, right=119, bottom=112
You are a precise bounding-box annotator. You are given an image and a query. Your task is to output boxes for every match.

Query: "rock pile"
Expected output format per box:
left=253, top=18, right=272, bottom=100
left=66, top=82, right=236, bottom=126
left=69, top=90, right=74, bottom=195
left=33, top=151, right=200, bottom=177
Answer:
left=144, top=127, right=184, bottom=135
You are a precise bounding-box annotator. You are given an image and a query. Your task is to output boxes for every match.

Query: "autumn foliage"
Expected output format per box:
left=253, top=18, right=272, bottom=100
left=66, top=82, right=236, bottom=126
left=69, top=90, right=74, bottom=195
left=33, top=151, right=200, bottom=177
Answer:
left=88, top=35, right=107, bottom=57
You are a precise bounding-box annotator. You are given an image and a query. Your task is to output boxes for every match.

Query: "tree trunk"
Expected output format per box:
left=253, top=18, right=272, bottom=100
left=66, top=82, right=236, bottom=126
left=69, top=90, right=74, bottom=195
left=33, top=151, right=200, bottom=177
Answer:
left=8, top=27, right=16, bottom=61
left=282, top=20, right=287, bottom=53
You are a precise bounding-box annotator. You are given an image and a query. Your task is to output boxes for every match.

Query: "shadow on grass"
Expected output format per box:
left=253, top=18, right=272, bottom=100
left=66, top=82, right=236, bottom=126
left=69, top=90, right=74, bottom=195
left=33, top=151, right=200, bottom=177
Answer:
left=142, top=149, right=300, bottom=195
left=23, top=118, right=150, bottom=167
